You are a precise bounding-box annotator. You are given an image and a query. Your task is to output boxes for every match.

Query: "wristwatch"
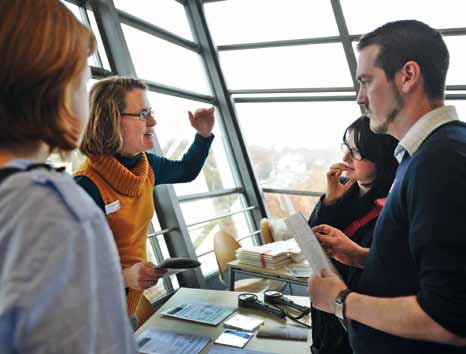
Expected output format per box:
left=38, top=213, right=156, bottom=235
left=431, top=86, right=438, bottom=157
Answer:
left=335, top=288, right=352, bottom=320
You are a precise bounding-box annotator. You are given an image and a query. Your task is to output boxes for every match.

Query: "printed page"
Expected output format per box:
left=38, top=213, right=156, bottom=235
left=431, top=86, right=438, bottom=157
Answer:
left=285, top=213, right=340, bottom=278
left=161, top=303, right=235, bottom=326
left=137, top=328, right=210, bottom=354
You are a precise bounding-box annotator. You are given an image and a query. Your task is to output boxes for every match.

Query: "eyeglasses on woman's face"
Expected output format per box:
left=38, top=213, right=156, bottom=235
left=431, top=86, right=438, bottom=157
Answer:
left=341, top=142, right=363, bottom=161
left=120, top=108, right=154, bottom=121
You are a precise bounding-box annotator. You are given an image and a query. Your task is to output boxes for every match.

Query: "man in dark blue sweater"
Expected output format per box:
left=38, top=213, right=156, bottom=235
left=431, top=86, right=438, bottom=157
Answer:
left=308, top=20, right=466, bottom=353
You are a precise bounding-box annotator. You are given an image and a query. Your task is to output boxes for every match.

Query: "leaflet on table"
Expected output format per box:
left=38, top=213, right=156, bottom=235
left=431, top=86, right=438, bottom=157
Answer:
left=161, top=302, right=236, bottom=326
left=285, top=212, right=341, bottom=278
left=223, top=313, right=264, bottom=332
left=214, top=329, right=253, bottom=348
left=137, top=328, right=210, bottom=354
left=208, top=345, right=274, bottom=354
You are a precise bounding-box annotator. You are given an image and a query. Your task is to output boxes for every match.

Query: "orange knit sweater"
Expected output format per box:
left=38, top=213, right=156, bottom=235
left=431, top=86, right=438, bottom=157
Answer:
left=74, top=154, right=155, bottom=315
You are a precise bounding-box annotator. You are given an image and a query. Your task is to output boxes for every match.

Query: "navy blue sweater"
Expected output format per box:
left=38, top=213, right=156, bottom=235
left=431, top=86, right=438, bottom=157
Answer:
left=75, top=133, right=213, bottom=212
left=349, top=121, right=466, bottom=354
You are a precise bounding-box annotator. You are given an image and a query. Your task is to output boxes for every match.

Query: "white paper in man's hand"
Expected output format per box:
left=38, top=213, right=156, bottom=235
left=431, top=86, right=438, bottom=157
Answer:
left=285, top=213, right=341, bottom=278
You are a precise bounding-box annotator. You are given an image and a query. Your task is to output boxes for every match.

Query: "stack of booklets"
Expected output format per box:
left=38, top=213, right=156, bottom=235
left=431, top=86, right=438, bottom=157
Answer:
left=235, top=239, right=302, bottom=269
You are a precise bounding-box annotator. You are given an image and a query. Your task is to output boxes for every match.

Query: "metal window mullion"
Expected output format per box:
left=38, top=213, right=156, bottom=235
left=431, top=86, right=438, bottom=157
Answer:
left=88, top=0, right=206, bottom=289
left=177, top=187, right=244, bottom=202
left=262, top=188, right=323, bottom=197
left=184, top=0, right=269, bottom=231
left=145, top=80, right=216, bottom=104
left=147, top=223, right=174, bottom=294
left=217, top=36, right=342, bottom=51
left=230, top=87, right=356, bottom=95
left=234, top=95, right=356, bottom=103
left=186, top=206, right=256, bottom=229
left=330, top=0, right=361, bottom=114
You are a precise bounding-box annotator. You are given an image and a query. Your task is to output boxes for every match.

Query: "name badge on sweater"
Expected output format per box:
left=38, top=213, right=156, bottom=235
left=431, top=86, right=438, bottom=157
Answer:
left=105, top=200, right=120, bottom=215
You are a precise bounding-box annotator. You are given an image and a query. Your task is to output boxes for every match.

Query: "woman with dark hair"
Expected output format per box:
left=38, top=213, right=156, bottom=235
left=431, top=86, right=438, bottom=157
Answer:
left=308, top=116, right=398, bottom=354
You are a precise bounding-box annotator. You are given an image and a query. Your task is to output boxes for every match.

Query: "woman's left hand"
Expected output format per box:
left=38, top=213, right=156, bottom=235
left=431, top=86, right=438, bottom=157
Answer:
left=189, top=107, right=215, bottom=138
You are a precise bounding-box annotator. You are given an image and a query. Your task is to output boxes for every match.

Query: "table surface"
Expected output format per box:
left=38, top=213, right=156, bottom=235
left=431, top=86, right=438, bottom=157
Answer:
left=136, top=287, right=312, bottom=354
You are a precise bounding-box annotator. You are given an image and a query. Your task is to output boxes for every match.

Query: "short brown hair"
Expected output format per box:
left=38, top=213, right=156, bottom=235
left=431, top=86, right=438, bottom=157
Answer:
left=80, top=76, right=147, bottom=156
left=0, top=0, right=96, bottom=152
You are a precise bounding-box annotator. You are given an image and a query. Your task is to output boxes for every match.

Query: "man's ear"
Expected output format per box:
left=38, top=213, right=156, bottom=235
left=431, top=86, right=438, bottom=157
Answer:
left=399, top=61, right=422, bottom=94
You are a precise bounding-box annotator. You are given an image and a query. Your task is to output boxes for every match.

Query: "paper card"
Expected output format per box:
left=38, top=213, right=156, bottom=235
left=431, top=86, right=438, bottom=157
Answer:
left=214, top=329, right=253, bottom=348
left=223, top=314, right=263, bottom=332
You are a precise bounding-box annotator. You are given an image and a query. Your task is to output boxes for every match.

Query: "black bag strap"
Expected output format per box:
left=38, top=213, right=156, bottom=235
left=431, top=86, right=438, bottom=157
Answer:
left=0, top=163, right=65, bottom=185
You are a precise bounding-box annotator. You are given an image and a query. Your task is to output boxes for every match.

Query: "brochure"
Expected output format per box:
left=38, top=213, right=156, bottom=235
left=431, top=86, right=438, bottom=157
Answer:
left=162, top=303, right=235, bottom=326
left=137, top=328, right=210, bottom=354
left=214, top=329, right=253, bottom=348
left=223, top=313, right=264, bottom=332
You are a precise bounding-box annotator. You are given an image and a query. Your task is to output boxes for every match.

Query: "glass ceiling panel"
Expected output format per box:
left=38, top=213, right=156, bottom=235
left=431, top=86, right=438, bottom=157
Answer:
left=341, top=0, right=466, bottom=35
left=219, top=43, right=353, bottom=90
left=123, top=25, right=211, bottom=95
left=114, top=0, right=193, bottom=40
left=204, top=0, right=339, bottom=45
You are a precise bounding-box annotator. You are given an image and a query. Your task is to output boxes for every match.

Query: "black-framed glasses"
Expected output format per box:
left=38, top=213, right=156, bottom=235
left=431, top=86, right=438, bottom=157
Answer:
left=341, top=142, right=363, bottom=161
left=121, top=108, right=154, bottom=121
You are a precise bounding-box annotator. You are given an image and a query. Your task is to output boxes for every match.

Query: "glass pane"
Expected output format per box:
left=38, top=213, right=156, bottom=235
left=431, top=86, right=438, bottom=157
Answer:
left=341, top=0, right=466, bottom=35
left=204, top=0, right=338, bottom=45
left=61, top=1, right=111, bottom=70
left=219, top=43, right=353, bottom=89
left=181, top=194, right=253, bottom=260
left=445, top=36, right=466, bottom=86
left=446, top=100, right=466, bottom=122
left=235, top=101, right=361, bottom=192
left=87, top=10, right=111, bottom=71
left=122, top=25, right=211, bottom=94
left=265, top=193, right=320, bottom=220
left=147, top=92, right=238, bottom=195
left=114, top=0, right=193, bottom=40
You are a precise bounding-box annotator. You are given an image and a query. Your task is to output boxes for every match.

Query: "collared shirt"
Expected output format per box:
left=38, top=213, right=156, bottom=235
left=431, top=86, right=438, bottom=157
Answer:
left=0, top=161, right=137, bottom=354
left=394, top=105, right=459, bottom=162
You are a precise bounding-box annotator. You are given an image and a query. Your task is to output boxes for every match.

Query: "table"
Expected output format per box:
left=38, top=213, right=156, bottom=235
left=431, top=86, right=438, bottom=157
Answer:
left=228, top=260, right=308, bottom=291
left=136, top=287, right=312, bottom=354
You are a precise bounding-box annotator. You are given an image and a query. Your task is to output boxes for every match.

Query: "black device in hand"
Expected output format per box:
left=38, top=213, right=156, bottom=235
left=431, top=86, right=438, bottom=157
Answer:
left=156, top=258, right=201, bottom=269
left=238, top=293, right=286, bottom=319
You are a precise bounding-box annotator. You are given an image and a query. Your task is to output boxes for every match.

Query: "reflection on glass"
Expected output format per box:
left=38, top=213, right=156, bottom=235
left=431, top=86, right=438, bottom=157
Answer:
left=122, top=25, right=211, bottom=94
left=219, top=43, right=353, bottom=89
left=113, top=0, right=193, bottom=40
left=341, top=0, right=466, bottom=35
left=204, top=0, right=338, bottom=45
left=146, top=92, right=237, bottom=195
left=265, top=193, right=320, bottom=220
left=236, top=101, right=361, bottom=192
left=181, top=195, right=253, bottom=265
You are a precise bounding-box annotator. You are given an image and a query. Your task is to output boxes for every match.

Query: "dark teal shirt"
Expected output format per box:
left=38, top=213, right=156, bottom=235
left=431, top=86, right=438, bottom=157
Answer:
left=75, top=133, right=213, bottom=212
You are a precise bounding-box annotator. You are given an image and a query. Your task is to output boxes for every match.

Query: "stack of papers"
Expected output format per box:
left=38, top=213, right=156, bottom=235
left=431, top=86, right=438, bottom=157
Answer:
left=236, top=239, right=302, bottom=269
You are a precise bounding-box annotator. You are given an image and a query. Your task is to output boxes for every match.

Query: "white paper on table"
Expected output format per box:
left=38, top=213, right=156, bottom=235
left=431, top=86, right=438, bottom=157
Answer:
left=161, top=303, right=235, bottom=326
left=137, top=328, right=210, bottom=354
left=285, top=212, right=341, bottom=278
left=208, top=345, right=274, bottom=354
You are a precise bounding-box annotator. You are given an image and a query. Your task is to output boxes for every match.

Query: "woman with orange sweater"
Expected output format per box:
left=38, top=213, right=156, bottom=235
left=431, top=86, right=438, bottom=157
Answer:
left=75, top=76, right=214, bottom=316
